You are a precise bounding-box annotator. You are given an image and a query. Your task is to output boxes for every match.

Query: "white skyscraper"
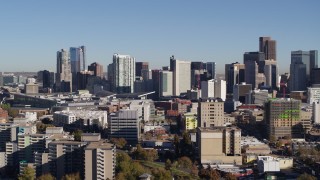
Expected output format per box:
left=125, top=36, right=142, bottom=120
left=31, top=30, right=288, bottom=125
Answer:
left=215, top=79, right=227, bottom=101
left=112, top=54, right=136, bottom=93
left=160, top=71, right=173, bottom=97
left=201, top=79, right=215, bottom=98
left=56, top=49, right=72, bottom=92
left=172, top=59, right=191, bottom=96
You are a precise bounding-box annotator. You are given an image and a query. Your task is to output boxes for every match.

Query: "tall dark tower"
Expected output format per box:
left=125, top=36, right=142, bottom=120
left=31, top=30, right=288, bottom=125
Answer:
left=259, top=37, right=276, bottom=61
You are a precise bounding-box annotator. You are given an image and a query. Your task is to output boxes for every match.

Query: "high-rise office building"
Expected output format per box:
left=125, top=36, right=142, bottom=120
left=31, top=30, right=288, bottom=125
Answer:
left=265, top=98, right=301, bottom=140
left=170, top=57, right=191, bottom=96
left=112, top=54, right=135, bottom=93
left=201, top=80, right=215, bottom=99
left=135, top=62, right=149, bottom=77
left=84, top=141, right=116, bottom=180
left=259, top=37, right=276, bottom=61
left=56, top=49, right=72, bottom=92
left=263, top=60, right=279, bottom=90
left=225, top=63, right=245, bottom=94
left=244, top=60, right=259, bottom=89
left=206, top=62, right=216, bottom=79
left=290, top=51, right=308, bottom=91
left=88, top=62, right=104, bottom=79
left=244, top=52, right=265, bottom=73
left=215, top=79, right=227, bottom=101
left=233, top=83, right=252, bottom=103
left=77, top=70, right=94, bottom=90
left=152, top=69, right=161, bottom=100
left=160, top=71, right=173, bottom=97
left=311, top=68, right=320, bottom=85
left=70, top=46, right=86, bottom=91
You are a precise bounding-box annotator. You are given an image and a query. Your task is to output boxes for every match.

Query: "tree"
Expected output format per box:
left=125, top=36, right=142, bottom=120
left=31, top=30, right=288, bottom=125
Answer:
left=297, top=173, right=317, bottom=180
left=151, top=168, right=172, bottom=180
left=190, top=164, right=199, bottom=177
left=18, top=166, right=35, bottom=180
left=111, top=138, right=127, bottom=149
left=165, top=159, right=172, bottom=170
left=224, top=173, right=237, bottom=180
left=72, top=129, right=83, bottom=141
left=37, top=173, right=55, bottom=180
left=133, top=144, right=158, bottom=161
left=178, top=156, right=193, bottom=169
left=36, top=122, right=54, bottom=133
left=62, top=172, right=81, bottom=180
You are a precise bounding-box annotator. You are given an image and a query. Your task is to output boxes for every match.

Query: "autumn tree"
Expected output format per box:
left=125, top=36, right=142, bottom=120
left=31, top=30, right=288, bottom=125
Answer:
left=297, top=173, right=317, bottom=180
left=18, top=166, right=36, bottom=180
left=151, top=168, right=172, bottom=180
left=37, top=173, right=55, bottom=180
left=225, top=173, right=237, bottom=180
left=178, top=156, right=193, bottom=169
left=62, top=172, right=81, bottom=180
left=111, top=138, right=127, bottom=149
left=165, top=159, right=172, bottom=170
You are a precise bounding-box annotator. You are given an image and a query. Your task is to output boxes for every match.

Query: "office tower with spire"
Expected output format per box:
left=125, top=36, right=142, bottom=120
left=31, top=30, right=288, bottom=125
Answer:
left=259, top=37, right=276, bottom=61
left=56, top=49, right=72, bottom=92
left=112, top=53, right=135, bottom=93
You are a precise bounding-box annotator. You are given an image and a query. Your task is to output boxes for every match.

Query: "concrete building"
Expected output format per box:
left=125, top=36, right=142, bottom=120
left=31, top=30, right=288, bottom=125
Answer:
left=48, top=141, right=86, bottom=180
left=5, top=142, right=18, bottom=167
left=160, top=71, right=173, bottom=97
left=111, top=53, right=135, bottom=93
left=84, top=141, right=116, bottom=180
left=0, top=123, right=18, bottom=151
left=171, top=58, right=191, bottom=96
left=109, top=109, right=140, bottom=144
left=265, top=98, right=301, bottom=140
left=56, top=49, right=72, bottom=92
left=25, top=83, right=39, bottom=94
left=215, top=79, right=227, bottom=101
left=34, top=152, right=50, bottom=177
left=244, top=60, right=262, bottom=89
left=18, top=134, right=47, bottom=163
left=263, top=60, right=279, bottom=90
left=198, top=98, right=224, bottom=127
left=245, top=89, right=269, bottom=104
left=259, top=37, right=277, bottom=61
left=257, top=156, right=293, bottom=173
left=197, top=126, right=242, bottom=165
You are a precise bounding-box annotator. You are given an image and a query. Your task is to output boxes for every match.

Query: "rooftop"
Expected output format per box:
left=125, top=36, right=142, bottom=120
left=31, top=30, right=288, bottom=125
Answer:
left=85, top=140, right=114, bottom=150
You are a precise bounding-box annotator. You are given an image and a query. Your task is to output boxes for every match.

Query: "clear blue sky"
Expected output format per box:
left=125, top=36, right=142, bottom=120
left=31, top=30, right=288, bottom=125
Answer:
left=0, top=1, right=319, bottom=74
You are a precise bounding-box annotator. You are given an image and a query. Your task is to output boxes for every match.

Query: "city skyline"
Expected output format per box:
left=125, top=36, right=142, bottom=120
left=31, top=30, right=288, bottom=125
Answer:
left=0, top=1, right=320, bottom=73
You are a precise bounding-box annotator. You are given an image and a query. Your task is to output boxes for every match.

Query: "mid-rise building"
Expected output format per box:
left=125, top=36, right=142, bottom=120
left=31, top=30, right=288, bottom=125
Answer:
left=233, top=83, right=252, bottom=103
left=308, top=86, right=320, bottom=104
left=198, top=98, right=225, bottom=127
left=109, top=109, right=140, bottom=144
left=0, top=123, right=18, bottom=151
left=197, top=126, right=242, bottom=165
left=135, top=62, right=149, bottom=77
left=18, top=134, right=47, bottom=163
left=84, top=141, right=116, bottom=180
left=48, top=141, right=86, bottom=180
left=265, top=98, right=301, bottom=140
left=181, top=113, right=197, bottom=131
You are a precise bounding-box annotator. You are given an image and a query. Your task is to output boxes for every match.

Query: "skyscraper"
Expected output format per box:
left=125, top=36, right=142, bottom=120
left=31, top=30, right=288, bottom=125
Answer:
left=135, top=62, right=149, bottom=77
left=88, top=62, right=104, bottom=79
left=225, top=62, right=245, bottom=94
left=70, top=46, right=86, bottom=91
left=290, top=51, right=310, bottom=91
left=56, top=49, right=72, bottom=92
left=112, top=54, right=135, bottom=93
left=206, top=62, right=216, bottom=79
left=259, top=37, right=276, bottom=61
left=243, top=52, right=265, bottom=73
left=170, top=57, right=191, bottom=96
left=263, top=60, right=279, bottom=90
left=160, top=71, right=173, bottom=97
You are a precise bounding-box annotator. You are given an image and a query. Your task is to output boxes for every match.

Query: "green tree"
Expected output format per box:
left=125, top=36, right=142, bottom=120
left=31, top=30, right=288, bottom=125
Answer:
left=133, top=144, right=158, bottom=161
left=178, top=156, right=193, bottom=169
left=62, top=172, right=81, bottom=180
left=37, top=173, right=55, bottom=180
left=297, top=173, right=317, bottom=180
left=18, top=166, right=35, bottom=180
left=190, top=164, right=199, bottom=178
left=72, top=129, right=83, bottom=141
